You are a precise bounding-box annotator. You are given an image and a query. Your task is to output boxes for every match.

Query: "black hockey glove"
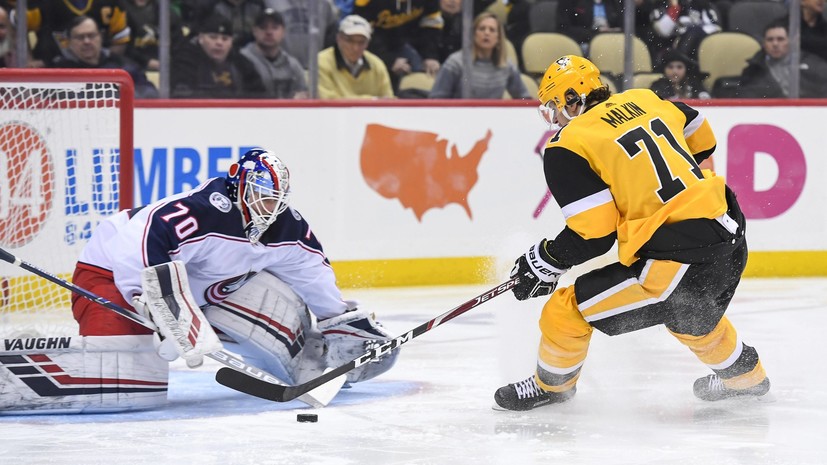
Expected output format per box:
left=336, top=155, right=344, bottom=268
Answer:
left=510, top=239, right=569, bottom=301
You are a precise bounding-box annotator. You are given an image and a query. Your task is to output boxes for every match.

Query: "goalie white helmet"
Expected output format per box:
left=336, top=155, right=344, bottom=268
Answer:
left=226, top=148, right=291, bottom=243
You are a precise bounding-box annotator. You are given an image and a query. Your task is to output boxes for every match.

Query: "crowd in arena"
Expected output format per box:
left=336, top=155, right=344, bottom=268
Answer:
left=0, top=0, right=825, bottom=99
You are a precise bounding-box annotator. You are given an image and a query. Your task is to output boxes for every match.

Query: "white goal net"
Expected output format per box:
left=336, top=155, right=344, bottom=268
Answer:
left=0, top=69, right=134, bottom=338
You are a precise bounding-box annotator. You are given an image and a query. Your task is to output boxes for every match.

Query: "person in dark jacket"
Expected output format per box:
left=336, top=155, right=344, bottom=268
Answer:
left=239, top=9, right=307, bottom=98
left=171, top=15, right=265, bottom=98
left=51, top=16, right=158, bottom=98
left=650, top=49, right=710, bottom=100
left=737, top=20, right=827, bottom=99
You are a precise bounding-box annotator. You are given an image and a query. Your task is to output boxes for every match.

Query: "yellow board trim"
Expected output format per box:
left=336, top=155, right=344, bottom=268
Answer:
left=331, top=251, right=827, bottom=288
left=331, top=257, right=496, bottom=288
left=2, top=253, right=824, bottom=312
left=744, top=251, right=827, bottom=277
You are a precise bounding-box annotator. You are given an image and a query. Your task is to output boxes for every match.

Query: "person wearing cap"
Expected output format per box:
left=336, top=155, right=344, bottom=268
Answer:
left=171, top=14, right=266, bottom=98
left=199, top=0, right=267, bottom=47
left=240, top=8, right=308, bottom=98
left=317, top=14, right=394, bottom=99
left=649, top=49, right=710, bottom=101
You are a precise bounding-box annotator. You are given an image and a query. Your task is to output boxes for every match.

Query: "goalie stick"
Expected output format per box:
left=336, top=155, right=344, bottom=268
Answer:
left=215, top=278, right=518, bottom=402
left=0, top=247, right=342, bottom=408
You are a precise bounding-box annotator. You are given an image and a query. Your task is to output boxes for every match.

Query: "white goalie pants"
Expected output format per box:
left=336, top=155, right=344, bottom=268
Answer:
left=203, top=272, right=327, bottom=385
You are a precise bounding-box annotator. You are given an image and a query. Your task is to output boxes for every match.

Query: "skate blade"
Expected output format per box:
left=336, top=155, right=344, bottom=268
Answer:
left=491, top=403, right=508, bottom=412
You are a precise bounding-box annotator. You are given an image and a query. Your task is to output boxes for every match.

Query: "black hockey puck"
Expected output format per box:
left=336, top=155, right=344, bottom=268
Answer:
left=297, top=413, right=318, bottom=423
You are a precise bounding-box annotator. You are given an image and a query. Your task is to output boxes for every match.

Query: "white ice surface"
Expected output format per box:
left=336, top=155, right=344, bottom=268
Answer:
left=2, top=278, right=826, bottom=465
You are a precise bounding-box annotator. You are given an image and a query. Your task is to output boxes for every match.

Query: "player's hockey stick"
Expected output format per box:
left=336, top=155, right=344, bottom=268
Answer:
left=215, top=278, right=518, bottom=402
left=0, top=247, right=343, bottom=408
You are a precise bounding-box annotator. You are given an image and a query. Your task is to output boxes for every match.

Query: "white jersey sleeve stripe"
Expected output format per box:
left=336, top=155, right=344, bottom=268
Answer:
left=560, top=188, right=614, bottom=220
left=684, top=112, right=705, bottom=139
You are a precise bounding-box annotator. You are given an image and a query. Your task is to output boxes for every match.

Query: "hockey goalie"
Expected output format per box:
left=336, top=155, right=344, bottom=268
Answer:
left=0, top=149, right=399, bottom=414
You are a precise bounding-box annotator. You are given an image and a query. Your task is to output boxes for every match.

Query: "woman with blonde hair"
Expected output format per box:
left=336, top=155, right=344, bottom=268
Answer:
left=429, top=11, right=529, bottom=99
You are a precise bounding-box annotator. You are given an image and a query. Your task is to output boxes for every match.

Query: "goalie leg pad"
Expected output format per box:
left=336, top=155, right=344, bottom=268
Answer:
left=203, top=272, right=326, bottom=385
left=318, top=310, right=399, bottom=383
left=137, top=261, right=223, bottom=367
left=0, top=335, right=168, bottom=414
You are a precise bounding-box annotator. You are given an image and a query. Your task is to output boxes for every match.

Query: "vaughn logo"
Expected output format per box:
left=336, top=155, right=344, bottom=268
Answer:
left=4, top=337, right=72, bottom=351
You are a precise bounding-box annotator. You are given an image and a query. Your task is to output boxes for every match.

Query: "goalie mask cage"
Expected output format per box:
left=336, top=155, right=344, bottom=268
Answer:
left=0, top=69, right=134, bottom=338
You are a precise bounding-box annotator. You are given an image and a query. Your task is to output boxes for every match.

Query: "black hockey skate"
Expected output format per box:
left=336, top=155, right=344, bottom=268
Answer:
left=693, top=374, right=771, bottom=401
left=493, top=375, right=576, bottom=411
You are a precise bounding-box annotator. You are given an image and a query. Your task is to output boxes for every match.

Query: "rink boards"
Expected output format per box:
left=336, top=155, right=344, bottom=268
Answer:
left=126, top=99, right=826, bottom=285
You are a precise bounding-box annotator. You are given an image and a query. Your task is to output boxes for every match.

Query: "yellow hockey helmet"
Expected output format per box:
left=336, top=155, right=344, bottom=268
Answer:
left=537, top=55, right=605, bottom=112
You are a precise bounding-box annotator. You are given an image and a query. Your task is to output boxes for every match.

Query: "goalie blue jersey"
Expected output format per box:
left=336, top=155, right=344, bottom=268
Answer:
left=77, top=178, right=348, bottom=320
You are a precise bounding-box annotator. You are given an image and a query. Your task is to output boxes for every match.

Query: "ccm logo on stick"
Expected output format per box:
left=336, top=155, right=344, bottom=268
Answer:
left=354, top=331, right=414, bottom=367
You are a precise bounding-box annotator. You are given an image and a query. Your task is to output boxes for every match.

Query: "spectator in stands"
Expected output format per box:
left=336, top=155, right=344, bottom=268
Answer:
left=429, top=12, right=529, bottom=99
left=171, top=15, right=265, bottom=98
left=649, top=49, right=710, bottom=100
left=317, top=14, right=393, bottom=99
left=0, top=5, right=12, bottom=67
left=437, top=0, right=496, bottom=63
left=353, top=0, right=444, bottom=90
left=121, top=0, right=186, bottom=72
left=737, top=20, right=827, bottom=99
left=648, top=0, right=721, bottom=60
left=265, top=0, right=340, bottom=69
left=794, top=0, right=827, bottom=63
left=50, top=16, right=158, bottom=98
left=557, top=0, right=622, bottom=54
left=23, top=0, right=131, bottom=67
left=240, top=9, right=308, bottom=98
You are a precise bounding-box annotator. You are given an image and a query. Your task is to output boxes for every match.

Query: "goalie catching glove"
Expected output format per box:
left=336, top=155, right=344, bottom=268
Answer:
left=317, top=305, right=399, bottom=383
left=132, top=261, right=223, bottom=368
left=511, top=239, right=569, bottom=301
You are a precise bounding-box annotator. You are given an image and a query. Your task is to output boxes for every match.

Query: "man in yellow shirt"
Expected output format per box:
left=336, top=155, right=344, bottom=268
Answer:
left=317, top=15, right=394, bottom=99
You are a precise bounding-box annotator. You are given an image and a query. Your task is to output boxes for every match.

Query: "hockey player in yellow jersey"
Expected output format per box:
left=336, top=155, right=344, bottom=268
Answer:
left=494, top=55, right=770, bottom=411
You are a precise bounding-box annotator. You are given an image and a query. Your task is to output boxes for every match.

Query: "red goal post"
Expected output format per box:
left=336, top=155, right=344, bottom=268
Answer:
left=0, top=69, right=134, bottom=337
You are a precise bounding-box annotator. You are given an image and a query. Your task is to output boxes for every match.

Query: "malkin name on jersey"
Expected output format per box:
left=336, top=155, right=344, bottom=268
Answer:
left=600, top=102, right=647, bottom=128
left=4, top=337, right=72, bottom=351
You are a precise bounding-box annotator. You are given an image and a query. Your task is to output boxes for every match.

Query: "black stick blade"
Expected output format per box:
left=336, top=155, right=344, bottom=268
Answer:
left=215, top=367, right=288, bottom=401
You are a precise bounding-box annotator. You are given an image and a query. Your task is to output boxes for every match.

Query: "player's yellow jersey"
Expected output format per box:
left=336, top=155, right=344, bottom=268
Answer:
left=544, top=88, right=725, bottom=266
